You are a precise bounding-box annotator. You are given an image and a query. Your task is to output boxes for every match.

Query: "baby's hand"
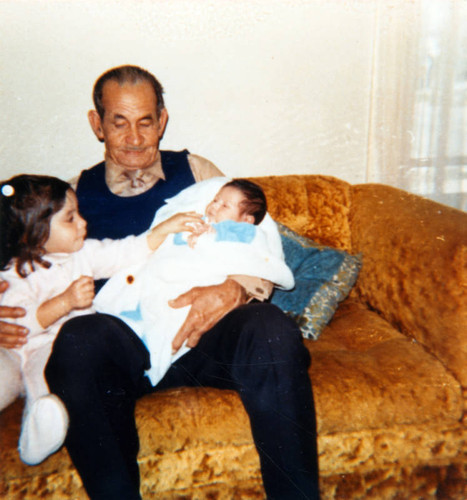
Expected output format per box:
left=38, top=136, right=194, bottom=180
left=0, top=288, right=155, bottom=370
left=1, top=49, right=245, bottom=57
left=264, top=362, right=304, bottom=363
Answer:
left=65, top=276, right=94, bottom=310
left=187, top=223, right=212, bottom=248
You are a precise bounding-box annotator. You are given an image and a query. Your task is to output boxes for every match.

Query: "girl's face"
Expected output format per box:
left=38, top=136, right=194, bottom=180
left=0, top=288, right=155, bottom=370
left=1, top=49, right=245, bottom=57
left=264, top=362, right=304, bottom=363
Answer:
left=44, top=190, right=87, bottom=254
left=205, top=186, right=254, bottom=224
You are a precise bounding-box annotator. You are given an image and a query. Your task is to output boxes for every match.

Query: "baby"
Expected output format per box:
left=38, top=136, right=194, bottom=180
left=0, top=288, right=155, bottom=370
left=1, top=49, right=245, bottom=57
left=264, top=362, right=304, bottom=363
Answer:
left=174, top=178, right=267, bottom=247
left=95, top=177, right=294, bottom=386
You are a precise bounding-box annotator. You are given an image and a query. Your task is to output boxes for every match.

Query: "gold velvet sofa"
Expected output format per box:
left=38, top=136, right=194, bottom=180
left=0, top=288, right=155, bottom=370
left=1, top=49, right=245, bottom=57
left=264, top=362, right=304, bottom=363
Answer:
left=1, top=175, right=466, bottom=499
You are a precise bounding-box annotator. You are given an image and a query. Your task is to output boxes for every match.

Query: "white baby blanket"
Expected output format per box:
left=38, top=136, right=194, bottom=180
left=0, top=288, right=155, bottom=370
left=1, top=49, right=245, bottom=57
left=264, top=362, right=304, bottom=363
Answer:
left=95, top=177, right=294, bottom=385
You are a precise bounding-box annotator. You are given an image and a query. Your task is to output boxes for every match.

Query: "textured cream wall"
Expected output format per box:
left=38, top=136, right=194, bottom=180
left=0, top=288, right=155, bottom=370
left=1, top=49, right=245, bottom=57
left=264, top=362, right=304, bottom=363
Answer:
left=1, top=0, right=378, bottom=183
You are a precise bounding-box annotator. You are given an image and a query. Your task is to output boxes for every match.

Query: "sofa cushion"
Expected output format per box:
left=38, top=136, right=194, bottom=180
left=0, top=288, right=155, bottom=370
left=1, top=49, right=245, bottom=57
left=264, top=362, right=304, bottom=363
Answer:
left=309, top=300, right=463, bottom=434
left=1, top=299, right=462, bottom=500
left=271, top=223, right=362, bottom=339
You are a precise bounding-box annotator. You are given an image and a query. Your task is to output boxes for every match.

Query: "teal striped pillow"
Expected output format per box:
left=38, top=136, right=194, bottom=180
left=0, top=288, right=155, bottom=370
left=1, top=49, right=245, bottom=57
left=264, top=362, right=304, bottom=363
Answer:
left=271, top=223, right=362, bottom=340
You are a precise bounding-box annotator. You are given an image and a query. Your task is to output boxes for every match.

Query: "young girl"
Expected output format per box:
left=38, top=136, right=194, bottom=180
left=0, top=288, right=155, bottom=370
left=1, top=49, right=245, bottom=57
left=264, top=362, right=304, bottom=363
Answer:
left=0, top=174, right=203, bottom=466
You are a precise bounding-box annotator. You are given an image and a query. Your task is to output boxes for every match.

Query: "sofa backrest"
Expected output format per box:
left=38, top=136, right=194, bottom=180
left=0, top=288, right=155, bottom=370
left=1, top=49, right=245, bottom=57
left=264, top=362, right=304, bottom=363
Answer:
left=350, top=183, right=467, bottom=389
left=250, top=175, right=353, bottom=251
left=251, top=175, right=466, bottom=389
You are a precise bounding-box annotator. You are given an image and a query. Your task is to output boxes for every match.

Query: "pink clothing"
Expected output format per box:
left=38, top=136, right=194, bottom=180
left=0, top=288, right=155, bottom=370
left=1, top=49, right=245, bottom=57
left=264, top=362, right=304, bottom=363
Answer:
left=0, top=235, right=151, bottom=409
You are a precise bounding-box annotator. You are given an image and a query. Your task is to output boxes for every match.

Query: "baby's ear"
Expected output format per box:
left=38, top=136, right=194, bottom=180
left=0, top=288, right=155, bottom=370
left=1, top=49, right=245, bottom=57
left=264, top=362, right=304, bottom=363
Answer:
left=242, top=214, right=255, bottom=224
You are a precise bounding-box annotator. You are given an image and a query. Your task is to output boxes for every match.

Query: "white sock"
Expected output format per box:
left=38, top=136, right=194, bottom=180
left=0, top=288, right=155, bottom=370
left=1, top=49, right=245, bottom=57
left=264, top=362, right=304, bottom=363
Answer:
left=19, top=394, right=69, bottom=465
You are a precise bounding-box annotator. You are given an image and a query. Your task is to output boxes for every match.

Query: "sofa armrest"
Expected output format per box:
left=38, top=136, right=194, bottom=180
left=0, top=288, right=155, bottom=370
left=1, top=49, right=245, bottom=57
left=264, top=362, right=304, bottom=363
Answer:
left=350, top=184, right=467, bottom=389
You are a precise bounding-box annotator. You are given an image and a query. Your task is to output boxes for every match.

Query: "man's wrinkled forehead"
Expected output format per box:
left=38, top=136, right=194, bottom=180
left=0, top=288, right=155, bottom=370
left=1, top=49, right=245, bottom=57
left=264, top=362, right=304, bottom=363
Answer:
left=100, top=80, right=160, bottom=117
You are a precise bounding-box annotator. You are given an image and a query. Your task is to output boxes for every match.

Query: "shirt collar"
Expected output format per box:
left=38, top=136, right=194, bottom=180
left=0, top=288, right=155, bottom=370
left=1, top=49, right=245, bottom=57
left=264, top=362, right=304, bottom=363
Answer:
left=44, top=253, right=73, bottom=265
left=104, top=152, right=166, bottom=197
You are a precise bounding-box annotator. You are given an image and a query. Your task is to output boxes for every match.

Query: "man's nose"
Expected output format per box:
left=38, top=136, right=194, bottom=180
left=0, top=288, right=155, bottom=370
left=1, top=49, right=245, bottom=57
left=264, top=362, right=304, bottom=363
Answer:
left=126, top=125, right=144, bottom=146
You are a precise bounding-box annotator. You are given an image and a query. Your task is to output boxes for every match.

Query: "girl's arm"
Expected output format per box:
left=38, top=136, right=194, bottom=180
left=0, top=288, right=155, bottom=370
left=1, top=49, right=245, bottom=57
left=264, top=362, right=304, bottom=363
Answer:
left=147, top=212, right=205, bottom=251
left=36, top=276, right=94, bottom=329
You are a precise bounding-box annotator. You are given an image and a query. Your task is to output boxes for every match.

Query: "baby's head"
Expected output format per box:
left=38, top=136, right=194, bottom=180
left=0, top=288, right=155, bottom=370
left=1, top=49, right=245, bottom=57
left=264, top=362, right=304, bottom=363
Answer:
left=205, top=179, right=267, bottom=225
left=0, top=174, right=85, bottom=277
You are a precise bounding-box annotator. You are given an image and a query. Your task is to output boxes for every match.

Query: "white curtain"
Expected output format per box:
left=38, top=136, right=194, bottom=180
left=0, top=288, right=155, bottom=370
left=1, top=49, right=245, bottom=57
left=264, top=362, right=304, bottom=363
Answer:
left=368, top=0, right=467, bottom=212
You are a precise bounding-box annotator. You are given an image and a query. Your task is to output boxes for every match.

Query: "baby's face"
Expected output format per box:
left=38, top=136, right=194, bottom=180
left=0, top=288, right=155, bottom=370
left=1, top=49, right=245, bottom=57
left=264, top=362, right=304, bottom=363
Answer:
left=205, top=186, right=246, bottom=223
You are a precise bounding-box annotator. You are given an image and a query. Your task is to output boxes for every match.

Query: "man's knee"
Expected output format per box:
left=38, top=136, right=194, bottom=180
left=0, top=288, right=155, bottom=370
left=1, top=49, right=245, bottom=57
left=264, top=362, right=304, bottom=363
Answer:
left=46, top=314, right=119, bottom=386
left=48, top=315, right=106, bottom=368
left=56, top=314, right=113, bottom=344
left=236, top=303, right=303, bottom=345
left=46, top=314, right=149, bottom=392
left=229, top=303, right=309, bottom=366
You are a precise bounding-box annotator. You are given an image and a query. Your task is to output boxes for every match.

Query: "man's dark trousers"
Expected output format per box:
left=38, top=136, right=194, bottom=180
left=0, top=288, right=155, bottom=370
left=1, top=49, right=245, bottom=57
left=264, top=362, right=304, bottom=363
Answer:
left=46, top=302, right=320, bottom=500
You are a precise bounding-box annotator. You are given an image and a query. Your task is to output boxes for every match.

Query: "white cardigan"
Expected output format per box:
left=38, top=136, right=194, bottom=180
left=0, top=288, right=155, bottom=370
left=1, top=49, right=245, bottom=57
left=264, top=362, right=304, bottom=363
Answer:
left=0, top=235, right=152, bottom=354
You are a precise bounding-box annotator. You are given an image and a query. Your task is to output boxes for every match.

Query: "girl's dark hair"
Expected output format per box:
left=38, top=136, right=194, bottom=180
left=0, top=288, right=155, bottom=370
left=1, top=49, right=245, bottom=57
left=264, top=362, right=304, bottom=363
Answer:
left=0, top=175, right=71, bottom=277
left=225, top=179, right=267, bottom=225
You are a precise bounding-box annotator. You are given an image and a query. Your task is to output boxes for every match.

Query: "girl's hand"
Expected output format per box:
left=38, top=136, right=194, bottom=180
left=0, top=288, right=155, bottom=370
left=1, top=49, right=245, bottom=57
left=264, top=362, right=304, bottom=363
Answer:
left=147, top=212, right=206, bottom=250
left=64, top=276, right=95, bottom=310
left=157, top=212, right=205, bottom=236
left=37, top=276, right=95, bottom=329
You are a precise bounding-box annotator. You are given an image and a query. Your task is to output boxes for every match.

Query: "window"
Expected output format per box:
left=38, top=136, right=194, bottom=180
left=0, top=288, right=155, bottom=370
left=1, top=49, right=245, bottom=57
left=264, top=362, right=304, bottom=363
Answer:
left=369, top=0, right=467, bottom=212
left=407, top=1, right=467, bottom=211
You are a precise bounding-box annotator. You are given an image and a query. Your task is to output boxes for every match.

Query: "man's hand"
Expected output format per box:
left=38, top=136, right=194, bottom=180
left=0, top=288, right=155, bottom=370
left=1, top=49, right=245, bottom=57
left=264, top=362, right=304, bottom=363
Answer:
left=169, top=278, right=247, bottom=353
left=0, top=281, right=28, bottom=348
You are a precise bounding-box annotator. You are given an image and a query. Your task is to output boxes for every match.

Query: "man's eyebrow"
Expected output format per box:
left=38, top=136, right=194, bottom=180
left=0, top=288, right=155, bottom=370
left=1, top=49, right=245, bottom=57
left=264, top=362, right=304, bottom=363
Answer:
left=111, top=113, right=154, bottom=121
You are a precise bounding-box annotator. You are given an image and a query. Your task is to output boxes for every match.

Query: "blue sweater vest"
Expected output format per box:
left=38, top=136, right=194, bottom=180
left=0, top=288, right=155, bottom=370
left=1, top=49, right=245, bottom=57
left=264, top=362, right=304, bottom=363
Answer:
left=76, top=150, right=195, bottom=240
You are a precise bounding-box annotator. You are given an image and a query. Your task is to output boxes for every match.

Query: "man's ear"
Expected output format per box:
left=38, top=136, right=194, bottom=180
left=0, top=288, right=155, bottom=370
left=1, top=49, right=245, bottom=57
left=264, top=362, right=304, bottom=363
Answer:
left=88, top=110, right=105, bottom=143
left=157, top=108, right=169, bottom=140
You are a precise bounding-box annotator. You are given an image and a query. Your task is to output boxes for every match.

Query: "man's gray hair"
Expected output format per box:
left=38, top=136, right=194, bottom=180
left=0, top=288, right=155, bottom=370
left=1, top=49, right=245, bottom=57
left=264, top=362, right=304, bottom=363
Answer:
left=93, top=65, right=165, bottom=118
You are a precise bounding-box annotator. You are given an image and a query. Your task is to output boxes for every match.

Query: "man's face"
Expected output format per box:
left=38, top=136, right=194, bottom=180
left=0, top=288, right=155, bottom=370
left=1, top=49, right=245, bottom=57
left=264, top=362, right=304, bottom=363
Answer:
left=89, top=80, right=168, bottom=171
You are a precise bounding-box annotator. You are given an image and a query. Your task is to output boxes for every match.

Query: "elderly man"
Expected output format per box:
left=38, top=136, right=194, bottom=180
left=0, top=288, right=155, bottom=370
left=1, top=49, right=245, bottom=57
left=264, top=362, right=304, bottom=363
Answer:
left=0, top=65, right=319, bottom=500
